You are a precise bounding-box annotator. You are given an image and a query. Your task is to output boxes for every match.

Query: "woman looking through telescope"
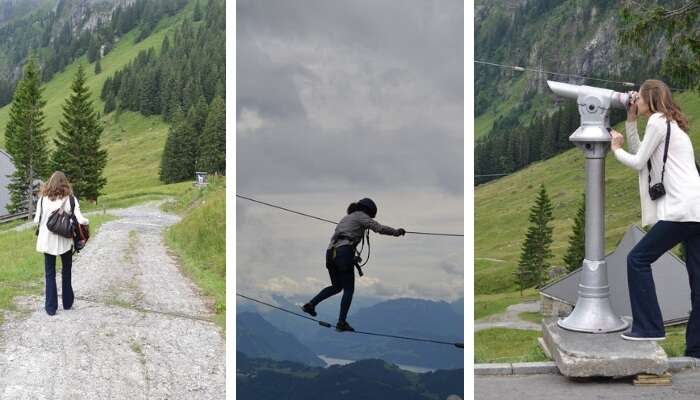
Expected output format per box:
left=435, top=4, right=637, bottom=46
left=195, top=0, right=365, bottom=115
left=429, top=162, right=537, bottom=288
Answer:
left=610, top=80, right=700, bottom=357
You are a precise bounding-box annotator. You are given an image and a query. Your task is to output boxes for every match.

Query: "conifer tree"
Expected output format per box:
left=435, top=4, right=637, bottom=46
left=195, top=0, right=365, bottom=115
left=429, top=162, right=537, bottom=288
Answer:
left=94, top=59, right=102, bottom=75
left=515, top=184, right=554, bottom=290
left=563, top=194, right=586, bottom=273
left=4, top=58, right=51, bottom=213
left=52, top=64, right=108, bottom=202
left=197, top=96, right=225, bottom=175
left=193, top=0, right=203, bottom=22
left=159, top=108, right=197, bottom=183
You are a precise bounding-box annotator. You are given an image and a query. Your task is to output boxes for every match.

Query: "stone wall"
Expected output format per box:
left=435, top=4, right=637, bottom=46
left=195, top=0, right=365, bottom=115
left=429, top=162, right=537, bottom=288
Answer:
left=540, top=293, right=573, bottom=318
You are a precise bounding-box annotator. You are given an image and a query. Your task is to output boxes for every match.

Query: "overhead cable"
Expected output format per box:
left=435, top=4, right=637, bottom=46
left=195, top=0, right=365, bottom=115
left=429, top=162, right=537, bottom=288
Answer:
left=236, top=194, right=464, bottom=237
left=474, top=59, right=690, bottom=92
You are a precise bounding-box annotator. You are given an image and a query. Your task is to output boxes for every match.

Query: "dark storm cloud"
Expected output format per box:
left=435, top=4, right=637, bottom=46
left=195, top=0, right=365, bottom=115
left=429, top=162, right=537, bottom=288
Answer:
left=236, top=0, right=463, bottom=195
left=236, top=0, right=464, bottom=301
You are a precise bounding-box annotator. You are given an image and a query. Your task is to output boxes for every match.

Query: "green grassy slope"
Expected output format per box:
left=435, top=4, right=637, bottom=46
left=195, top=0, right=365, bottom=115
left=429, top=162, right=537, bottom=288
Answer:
left=475, top=92, right=700, bottom=296
left=164, top=177, right=225, bottom=329
left=0, top=0, right=199, bottom=204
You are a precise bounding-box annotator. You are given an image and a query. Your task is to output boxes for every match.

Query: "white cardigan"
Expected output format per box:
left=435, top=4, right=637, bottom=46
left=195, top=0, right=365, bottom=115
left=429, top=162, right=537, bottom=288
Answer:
left=613, top=113, right=700, bottom=226
left=34, top=195, right=89, bottom=256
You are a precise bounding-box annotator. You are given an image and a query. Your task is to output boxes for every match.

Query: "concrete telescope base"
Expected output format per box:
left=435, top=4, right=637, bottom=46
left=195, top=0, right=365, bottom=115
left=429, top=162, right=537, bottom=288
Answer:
left=542, top=317, right=668, bottom=377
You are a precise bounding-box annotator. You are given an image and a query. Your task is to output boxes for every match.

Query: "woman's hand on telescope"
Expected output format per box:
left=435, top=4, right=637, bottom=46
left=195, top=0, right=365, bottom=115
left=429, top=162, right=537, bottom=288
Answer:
left=627, top=91, right=639, bottom=122
left=610, top=130, right=624, bottom=151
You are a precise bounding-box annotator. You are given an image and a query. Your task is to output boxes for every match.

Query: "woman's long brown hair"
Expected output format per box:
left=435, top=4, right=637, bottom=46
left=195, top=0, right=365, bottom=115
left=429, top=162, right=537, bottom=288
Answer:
left=41, top=171, right=73, bottom=201
left=639, top=79, right=689, bottom=132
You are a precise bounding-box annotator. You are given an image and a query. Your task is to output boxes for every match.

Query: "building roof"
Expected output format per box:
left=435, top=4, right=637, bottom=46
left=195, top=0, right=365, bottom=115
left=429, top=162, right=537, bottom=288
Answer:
left=540, top=224, right=691, bottom=325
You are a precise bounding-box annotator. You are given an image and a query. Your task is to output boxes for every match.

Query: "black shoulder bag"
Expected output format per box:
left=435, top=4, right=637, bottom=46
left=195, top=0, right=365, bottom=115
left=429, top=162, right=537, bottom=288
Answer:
left=46, top=196, right=76, bottom=238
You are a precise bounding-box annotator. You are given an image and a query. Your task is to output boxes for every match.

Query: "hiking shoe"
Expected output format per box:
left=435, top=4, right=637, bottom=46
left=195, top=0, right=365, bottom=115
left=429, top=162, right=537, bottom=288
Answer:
left=301, top=303, right=317, bottom=317
left=621, top=331, right=665, bottom=341
left=335, top=321, right=355, bottom=332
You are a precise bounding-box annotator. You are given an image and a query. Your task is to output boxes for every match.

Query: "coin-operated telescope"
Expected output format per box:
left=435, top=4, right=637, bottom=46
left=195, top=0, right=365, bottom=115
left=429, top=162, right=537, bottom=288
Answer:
left=547, top=80, right=630, bottom=333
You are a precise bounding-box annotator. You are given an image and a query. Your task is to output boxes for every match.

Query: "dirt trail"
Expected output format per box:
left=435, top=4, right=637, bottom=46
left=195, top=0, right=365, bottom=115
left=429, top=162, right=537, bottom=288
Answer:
left=474, top=301, right=541, bottom=332
left=0, top=202, right=225, bottom=399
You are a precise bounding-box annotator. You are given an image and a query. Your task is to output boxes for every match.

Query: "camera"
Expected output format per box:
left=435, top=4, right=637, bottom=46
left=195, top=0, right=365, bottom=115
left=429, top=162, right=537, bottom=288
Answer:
left=649, top=182, right=666, bottom=200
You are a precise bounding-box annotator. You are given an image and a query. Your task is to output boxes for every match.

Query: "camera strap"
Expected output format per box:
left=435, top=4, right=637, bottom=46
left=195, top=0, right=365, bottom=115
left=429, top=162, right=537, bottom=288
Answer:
left=647, top=120, right=671, bottom=187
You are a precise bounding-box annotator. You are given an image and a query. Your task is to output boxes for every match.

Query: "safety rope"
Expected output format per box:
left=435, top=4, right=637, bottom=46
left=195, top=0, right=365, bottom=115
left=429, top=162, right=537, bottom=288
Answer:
left=474, top=59, right=691, bottom=92
left=237, top=293, right=464, bottom=349
left=236, top=194, right=464, bottom=237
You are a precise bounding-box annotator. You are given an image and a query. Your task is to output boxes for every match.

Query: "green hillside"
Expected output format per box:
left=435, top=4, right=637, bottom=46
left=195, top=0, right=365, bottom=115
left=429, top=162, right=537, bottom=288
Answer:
left=164, top=177, right=226, bottom=328
left=0, top=0, right=200, bottom=205
left=475, top=91, right=700, bottom=297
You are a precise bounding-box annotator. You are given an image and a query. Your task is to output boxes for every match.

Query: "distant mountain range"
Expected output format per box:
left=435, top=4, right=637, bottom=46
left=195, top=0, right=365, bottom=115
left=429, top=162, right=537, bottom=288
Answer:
left=236, top=312, right=325, bottom=367
left=236, top=352, right=464, bottom=400
left=237, top=295, right=464, bottom=370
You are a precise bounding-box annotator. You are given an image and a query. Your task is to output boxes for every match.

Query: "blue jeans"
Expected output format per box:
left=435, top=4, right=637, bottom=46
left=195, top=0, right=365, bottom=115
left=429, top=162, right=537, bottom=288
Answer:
left=309, top=245, right=355, bottom=322
left=44, top=251, right=74, bottom=315
left=627, top=220, right=700, bottom=356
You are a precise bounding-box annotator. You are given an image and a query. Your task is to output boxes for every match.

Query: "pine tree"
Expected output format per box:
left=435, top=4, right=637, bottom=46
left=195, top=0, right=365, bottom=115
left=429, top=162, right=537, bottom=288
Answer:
left=51, top=64, right=108, bottom=202
left=515, top=184, right=554, bottom=290
left=197, top=96, right=225, bottom=175
left=87, top=37, right=99, bottom=63
left=94, top=59, right=102, bottom=75
left=4, top=58, right=51, bottom=213
left=563, top=194, right=586, bottom=273
left=159, top=108, right=197, bottom=183
left=193, top=0, right=203, bottom=22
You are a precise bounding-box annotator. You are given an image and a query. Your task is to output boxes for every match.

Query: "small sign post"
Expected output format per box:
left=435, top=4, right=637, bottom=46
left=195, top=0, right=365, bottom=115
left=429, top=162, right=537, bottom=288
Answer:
left=195, top=171, right=208, bottom=187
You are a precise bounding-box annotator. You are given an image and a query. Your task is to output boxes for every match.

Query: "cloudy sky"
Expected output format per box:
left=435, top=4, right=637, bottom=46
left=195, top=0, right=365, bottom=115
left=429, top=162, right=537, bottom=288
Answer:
left=236, top=0, right=464, bottom=303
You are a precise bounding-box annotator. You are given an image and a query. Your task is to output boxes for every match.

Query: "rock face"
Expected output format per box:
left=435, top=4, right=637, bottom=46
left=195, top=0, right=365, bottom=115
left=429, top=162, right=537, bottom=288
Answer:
left=542, top=318, right=668, bottom=377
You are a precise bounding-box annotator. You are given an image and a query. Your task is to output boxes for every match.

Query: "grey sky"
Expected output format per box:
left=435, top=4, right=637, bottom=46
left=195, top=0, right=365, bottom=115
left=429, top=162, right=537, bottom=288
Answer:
left=237, top=0, right=464, bottom=302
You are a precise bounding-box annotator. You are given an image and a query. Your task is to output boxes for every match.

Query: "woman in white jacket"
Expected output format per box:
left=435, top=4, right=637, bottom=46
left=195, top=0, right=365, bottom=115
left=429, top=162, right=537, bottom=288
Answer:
left=610, top=80, right=700, bottom=356
left=34, top=171, right=89, bottom=316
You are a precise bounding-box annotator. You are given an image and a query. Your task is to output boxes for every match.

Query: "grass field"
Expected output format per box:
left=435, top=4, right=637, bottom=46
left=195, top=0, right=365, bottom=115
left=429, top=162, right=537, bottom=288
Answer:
left=475, top=91, right=700, bottom=362
left=475, top=327, right=548, bottom=363
left=164, top=176, right=226, bottom=329
left=0, top=214, right=114, bottom=324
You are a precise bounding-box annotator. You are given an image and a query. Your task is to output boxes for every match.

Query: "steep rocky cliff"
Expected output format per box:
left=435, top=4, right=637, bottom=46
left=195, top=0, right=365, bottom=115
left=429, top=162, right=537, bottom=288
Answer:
left=475, top=0, right=669, bottom=135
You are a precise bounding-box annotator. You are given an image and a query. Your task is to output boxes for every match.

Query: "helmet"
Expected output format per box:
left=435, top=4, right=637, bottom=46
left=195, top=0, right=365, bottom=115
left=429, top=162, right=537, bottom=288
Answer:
left=357, top=198, right=377, bottom=218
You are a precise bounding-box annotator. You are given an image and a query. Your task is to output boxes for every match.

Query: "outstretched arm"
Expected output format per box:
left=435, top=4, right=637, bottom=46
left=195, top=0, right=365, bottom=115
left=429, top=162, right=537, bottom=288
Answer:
left=366, top=219, right=405, bottom=236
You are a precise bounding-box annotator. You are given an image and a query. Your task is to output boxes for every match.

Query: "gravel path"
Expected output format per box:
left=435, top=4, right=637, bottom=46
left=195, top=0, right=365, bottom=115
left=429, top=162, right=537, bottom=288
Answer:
left=475, top=301, right=541, bottom=332
left=0, top=202, right=225, bottom=399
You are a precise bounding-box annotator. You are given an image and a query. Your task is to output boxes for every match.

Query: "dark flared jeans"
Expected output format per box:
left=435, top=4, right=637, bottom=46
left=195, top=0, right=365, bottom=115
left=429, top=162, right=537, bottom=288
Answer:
left=309, top=245, right=355, bottom=322
left=627, top=220, right=700, bottom=356
left=44, top=251, right=74, bottom=315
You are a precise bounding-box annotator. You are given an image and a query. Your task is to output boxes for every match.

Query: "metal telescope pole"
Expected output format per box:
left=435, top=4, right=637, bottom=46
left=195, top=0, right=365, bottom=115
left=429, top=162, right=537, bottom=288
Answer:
left=547, top=80, right=629, bottom=333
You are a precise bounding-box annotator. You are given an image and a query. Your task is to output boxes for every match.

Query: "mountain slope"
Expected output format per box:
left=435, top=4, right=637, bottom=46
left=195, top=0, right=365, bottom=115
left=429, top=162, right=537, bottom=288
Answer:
left=308, top=298, right=464, bottom=369
left=236, top=352, right=464, bottom=400
left=475, top=0, right=667, bottom=138
left=0, top=0, right=201, bottom=203
left=237, top=312, right=325, bottom=367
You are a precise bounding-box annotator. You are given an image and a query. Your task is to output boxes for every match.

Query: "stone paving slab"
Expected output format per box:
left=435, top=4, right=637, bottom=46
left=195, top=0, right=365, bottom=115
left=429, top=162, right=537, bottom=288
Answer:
left=542, top=317, right=668, bottom=377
